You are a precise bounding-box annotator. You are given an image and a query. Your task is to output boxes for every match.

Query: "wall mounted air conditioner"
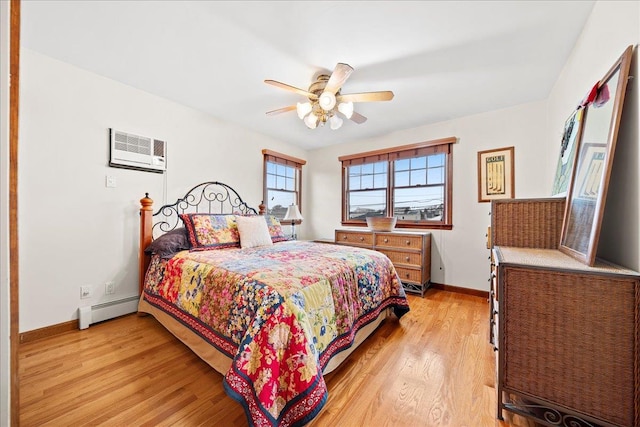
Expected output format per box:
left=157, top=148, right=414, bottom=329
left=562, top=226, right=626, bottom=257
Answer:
left=109, top=129, right=166, bottom=173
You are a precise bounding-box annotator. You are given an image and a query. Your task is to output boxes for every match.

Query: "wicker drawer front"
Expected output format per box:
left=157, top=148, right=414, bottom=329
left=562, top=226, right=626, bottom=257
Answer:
left=489, top=288, right=499, bottom=350
left=502, top=267, right=639, bottom=427
left=375, top=234, right=423, bottom=250
left=491, top=317, right=498, bottom=351
left=377, top=249, right=422, bottom=267
left=335, top=231, right=373, bottom=247
left=395, top=267, right=422, bottom=283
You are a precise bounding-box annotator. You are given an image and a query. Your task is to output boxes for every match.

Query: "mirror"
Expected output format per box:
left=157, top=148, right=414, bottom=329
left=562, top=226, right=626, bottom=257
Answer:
left=560, top=45, right=633, bottom=265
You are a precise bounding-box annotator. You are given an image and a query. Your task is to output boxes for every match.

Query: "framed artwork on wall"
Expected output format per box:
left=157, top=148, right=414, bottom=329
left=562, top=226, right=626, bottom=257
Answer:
left=477, top=146, right=514, bottom=203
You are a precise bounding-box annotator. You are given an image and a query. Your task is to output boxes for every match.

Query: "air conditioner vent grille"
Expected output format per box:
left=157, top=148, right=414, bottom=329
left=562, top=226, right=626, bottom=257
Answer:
left=153, top=140, right=165, bottom=156
left=114, top=132, right=127, bottom=143
left=117, top=133, right=151, bottom=155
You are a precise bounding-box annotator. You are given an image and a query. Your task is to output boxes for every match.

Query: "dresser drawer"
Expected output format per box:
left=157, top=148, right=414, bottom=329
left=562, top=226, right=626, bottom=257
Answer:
left=335, top=231, right=373, bottom=246
left=375, top=233, right=423, bottom=250
left=395, top=266, right=422, bottom=284
left=377, top=249, right=422, bottom=267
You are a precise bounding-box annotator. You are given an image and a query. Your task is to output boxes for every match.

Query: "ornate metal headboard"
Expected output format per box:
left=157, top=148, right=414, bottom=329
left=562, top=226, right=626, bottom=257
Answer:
left=139, top=181, right=262, bottom=292
left=148, top=181, right=259, bottom=238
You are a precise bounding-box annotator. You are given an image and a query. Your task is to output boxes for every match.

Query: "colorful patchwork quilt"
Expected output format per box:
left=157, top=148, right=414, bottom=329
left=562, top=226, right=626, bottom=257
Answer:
left=142, top=240, right=410, bottom=426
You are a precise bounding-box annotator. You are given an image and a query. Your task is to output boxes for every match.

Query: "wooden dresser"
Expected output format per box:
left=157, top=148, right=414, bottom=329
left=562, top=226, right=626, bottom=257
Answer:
left=491, top=199, right=640, bottom=427
left=334, top=229, right=431, bottom=296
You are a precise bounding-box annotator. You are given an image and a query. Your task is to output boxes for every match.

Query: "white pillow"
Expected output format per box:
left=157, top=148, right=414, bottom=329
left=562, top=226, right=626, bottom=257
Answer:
left=236, top=215, right=274, bottom=249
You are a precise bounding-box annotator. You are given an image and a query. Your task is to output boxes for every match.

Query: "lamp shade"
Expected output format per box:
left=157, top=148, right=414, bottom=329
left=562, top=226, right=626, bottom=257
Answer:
left=283, top=204, right=303, bottom=221
left=304, top=112, right=318, bottom=129
left=338, top=101, right=354, bottom=119
left=329, top=114, right=343, bottom=130
left=296, top=102, right=312, bottom=119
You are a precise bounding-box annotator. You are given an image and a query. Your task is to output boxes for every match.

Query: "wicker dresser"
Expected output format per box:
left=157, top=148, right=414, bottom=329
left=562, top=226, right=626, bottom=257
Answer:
left=491, top=199, right=640, bottom=427
left=335, top=229, right=431, bottom=296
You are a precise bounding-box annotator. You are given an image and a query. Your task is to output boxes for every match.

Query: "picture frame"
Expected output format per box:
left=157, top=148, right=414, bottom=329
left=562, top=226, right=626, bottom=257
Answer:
left=551, top=108, right=584, bottom=197
left=573, top=143, right=607, bottom=200
left=477, top=146, right=514, bottom=203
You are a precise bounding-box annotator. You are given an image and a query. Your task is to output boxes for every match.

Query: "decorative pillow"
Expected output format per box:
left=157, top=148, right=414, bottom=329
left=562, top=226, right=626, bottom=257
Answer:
left=265, top=215, right=289, bottom=243
left=236, top=215, right=273, bottom=249
left=179, top=213, right=240, bottom=251
left=144, top=227, right=191, bottom=259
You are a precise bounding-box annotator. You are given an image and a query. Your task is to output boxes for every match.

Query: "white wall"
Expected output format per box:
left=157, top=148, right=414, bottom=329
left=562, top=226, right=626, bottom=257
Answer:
left=18, top=0, right=640, bottom=332
left=308, top=0, right=640, bottom=291
left=1, top=0, right=11, bottom=424
left=18, top=50, right=306, bottom=332
left=546, top=1, right=639, bottom=270
left=306, top=100, right=550, bottom=291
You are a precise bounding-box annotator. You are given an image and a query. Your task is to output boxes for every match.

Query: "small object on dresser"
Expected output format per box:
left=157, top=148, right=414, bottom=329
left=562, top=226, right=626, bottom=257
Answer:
left=366, top=216, right=397, bottom=232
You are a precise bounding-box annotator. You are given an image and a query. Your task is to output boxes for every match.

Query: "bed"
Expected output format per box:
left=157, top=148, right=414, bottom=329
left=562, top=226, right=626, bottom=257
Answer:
left=137, top=182, right=410, bottom=426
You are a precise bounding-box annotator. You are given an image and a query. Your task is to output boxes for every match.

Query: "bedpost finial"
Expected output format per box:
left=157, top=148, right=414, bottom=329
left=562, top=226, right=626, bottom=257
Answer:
left=141, top=193, right=154, bottom=210
left=259, top=201, right=266, bottom=215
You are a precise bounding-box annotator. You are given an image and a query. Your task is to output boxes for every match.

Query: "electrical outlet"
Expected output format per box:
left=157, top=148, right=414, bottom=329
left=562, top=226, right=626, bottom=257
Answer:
left=105, top=281, right=116, bottom=295
left=80, top=286, right=92, bottom=299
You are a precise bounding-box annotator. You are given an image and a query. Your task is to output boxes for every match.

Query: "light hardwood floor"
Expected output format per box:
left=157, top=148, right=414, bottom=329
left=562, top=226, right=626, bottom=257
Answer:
left=20, top=290, right=534, bottom=426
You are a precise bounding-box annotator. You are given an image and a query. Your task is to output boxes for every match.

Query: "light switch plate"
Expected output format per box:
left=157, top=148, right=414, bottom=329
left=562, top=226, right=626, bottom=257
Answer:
left=106, top=175, right=117, bottom=188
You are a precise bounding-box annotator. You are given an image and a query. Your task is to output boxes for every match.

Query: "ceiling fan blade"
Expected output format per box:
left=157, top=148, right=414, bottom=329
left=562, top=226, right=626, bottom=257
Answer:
left=266, top=105, right=297, bottom=116
left=338, top=91, right=394, bottom=103
left=350, top=112, right=368, bottom=124
left=264, top=80, right=318, bottom=100
left=325, top=63, right=354, bottom=94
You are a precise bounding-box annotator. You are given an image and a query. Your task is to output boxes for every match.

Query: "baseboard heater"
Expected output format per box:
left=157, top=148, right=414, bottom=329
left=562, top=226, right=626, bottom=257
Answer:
left=78, top=295, right=139, bottom=329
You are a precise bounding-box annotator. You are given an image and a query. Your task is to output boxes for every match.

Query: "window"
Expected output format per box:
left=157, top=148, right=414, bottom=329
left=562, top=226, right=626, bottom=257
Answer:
left=262, top=149, right=306, bottom=221
left=340, top=137, right=456, bottom=229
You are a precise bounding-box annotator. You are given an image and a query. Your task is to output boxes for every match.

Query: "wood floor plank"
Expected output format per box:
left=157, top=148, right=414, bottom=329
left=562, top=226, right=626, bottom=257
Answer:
left=20, top=290, right=533, bottom=426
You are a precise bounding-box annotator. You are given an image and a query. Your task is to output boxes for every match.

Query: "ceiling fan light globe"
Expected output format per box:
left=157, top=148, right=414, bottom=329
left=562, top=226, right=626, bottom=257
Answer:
left=318, top=91, right=337, bottom=111
left=338, top=101, right=354, bottom=119
left=329, top=114, right=343, bottom=130
left=296, top=102, right=312, bottom=119
left=304, top=112, right=318, bottom=129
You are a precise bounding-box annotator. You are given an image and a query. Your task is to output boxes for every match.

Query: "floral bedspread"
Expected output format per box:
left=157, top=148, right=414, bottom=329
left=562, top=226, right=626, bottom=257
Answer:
left=142, top=240, right=410, bottom=426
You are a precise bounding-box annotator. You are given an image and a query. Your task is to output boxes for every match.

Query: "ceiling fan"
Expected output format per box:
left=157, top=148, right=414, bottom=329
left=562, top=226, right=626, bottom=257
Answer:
left=265, top=63, right=394, bottom=130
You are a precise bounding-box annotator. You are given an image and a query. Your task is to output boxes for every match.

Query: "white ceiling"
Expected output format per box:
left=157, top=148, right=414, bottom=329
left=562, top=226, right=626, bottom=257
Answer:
left=21, top=1, right=595, bottom=150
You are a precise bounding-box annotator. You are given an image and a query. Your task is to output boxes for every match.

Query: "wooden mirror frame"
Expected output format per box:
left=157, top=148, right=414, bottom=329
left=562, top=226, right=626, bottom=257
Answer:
left=559, top=45, right=634, bottom=265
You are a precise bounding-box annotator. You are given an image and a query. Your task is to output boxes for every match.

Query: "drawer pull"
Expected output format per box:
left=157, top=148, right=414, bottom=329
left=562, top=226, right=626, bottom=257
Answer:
left=359, top=237, right=365, bottom=241
left=406, top=240, right=411, bottom=246
left=405, top=256, right=410, bottom=262
left=384, top=238, right=389, bottom=243
left=342, top=236, right=348, bottom=240
left=405, top=273, right=410, bottom=278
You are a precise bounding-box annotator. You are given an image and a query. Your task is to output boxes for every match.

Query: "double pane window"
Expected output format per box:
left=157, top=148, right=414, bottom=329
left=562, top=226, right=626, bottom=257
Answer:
left=340, top=138, right=455, bottom=229
left=347, top=161, right=388, bottom=219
